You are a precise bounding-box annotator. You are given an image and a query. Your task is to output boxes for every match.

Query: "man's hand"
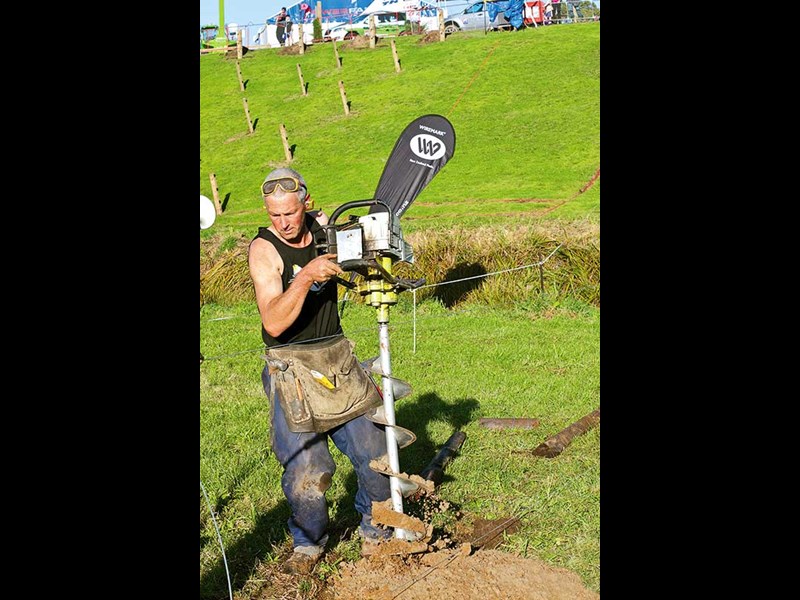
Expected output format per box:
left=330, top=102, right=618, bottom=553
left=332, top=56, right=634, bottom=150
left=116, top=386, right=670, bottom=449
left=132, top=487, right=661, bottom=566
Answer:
left=300, top=253, right=342, bottom=285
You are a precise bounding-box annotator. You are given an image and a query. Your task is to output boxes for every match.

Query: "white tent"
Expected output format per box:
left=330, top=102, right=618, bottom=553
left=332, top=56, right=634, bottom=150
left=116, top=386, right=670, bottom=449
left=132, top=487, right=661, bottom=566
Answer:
left=356, top=0, right=445, bottom=34
left=361, top=0, right=447, bottom=20
left=252, top=0, right=447, bottom=47
left=255, top=0, right=374, bottom=47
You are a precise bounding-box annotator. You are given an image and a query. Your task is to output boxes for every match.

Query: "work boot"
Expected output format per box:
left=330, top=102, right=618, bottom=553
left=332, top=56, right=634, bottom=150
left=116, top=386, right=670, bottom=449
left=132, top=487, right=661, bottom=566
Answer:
left=359, top=521, right=393, bottom=557
left=281, top=550, right=321, bottom=575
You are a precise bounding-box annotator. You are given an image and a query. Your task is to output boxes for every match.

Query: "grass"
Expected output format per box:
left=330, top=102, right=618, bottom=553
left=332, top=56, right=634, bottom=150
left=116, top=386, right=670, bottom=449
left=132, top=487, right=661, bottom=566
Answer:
left=200, top=23, right=599, bottom=240
left=200, top=299, right=599, bottom=598
left=201, top=219, right=600, bottom=307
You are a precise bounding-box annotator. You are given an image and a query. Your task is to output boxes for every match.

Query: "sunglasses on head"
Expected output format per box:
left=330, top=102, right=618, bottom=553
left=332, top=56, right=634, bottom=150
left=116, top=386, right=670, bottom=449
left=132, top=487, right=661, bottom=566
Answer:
left=261, top=176, right=304, bottom=196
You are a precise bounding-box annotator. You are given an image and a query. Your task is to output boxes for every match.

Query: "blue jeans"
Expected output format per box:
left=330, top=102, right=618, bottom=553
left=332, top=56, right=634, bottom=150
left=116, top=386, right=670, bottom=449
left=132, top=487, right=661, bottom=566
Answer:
left=262, top=365, right=392, bottom=549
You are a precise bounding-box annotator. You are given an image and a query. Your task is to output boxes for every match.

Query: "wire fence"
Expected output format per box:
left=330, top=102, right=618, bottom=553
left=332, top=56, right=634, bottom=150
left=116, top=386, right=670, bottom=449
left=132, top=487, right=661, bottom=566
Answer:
left=200, top=244, right=571, bottom=361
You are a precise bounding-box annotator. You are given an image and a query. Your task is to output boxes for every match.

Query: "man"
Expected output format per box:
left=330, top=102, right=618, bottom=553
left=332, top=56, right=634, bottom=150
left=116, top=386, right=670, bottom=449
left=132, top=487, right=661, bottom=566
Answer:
left=284, top=10, right=293, bottom=46
left=248, top=168, right=392, bottom=575
left=552, top=0, right=562, bottom=23
left=276, top=7, right=290, bottom=46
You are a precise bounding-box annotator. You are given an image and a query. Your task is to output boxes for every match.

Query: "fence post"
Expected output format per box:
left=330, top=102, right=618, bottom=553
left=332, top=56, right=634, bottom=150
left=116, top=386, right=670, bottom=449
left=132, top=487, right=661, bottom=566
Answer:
left=439, top=9, right=445, bottom=41
left=236, top=61, right=245, bottom=91
left=297, top=63, right=307, bottom=96
left=333, top=39, right=341, bottom=68
left=369, top=15, right=376, bottom=48
left=279, top=124, right=293, bottom=161
left=298, top=24, right=305, bottom=54
left=538, top=253, right=544, bottom=293
left=242, top=97, right=254, bottom=133
left=208, top=173, right=223, bottom=215
left=338, top=80, right=350, bottom=115
left=390, top=39, right=401, bottom=73
left=237, top=29, right=243, bottom=59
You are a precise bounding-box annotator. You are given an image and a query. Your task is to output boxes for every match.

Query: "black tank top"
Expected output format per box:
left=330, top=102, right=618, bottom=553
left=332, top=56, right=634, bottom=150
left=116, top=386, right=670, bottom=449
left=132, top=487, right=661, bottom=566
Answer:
left=253, top=214, right=342, bottom=347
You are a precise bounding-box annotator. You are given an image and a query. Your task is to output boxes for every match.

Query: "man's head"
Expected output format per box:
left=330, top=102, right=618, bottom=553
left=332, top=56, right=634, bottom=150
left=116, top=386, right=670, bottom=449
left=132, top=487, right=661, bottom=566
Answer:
left=262, top=167, right=312, bottom=243
left=280, top=7, right=286, bottom=13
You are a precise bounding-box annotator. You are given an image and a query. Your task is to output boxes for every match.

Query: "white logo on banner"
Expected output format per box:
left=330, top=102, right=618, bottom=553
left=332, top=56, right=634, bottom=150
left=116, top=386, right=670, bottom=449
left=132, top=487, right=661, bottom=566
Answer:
left=410, top=134, right=446, bottom=160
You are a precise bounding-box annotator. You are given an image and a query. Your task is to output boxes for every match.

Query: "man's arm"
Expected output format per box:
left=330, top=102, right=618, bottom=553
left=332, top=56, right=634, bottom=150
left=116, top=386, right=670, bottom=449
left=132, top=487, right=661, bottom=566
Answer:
left=248, top=238, right=342, bottom=338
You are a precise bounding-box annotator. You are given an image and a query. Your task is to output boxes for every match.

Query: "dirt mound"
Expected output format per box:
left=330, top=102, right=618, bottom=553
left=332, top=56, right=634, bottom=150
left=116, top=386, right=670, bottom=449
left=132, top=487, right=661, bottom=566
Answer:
left=321, top=495, right=598, bottom=600
left=277, top=44, right=305, bottom=55
left=238, top=495, right=598, bottom=600
left=322, top=547, right=598, bottom=600
left=341, top=34, right=373, bottom=49
left=418, top=31, right=442, bottom=45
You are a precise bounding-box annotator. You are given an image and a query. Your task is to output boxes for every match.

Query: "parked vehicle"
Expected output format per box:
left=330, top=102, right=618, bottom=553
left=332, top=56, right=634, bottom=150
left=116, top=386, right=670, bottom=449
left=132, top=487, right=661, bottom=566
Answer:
left=443, top=1, right=512, bottom=34
left=324, top=11, right=408, bottom=41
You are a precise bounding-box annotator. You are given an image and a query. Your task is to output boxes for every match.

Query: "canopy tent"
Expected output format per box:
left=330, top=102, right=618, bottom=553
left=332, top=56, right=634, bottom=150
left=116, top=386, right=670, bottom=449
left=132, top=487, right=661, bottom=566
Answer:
left=255, top=0, right=373, bottom=46
left=271, top=0, right=445, bottom=28
left=255, top=0, right=446, bottom=46
left=358, top=0, right=444, bottom=34
left=270, top=0, right=373, bottom=29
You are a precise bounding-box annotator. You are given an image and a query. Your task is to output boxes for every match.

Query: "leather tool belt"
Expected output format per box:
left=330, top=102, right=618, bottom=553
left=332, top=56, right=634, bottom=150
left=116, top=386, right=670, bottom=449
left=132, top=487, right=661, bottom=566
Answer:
left=264, top=335, right=383, bottom=433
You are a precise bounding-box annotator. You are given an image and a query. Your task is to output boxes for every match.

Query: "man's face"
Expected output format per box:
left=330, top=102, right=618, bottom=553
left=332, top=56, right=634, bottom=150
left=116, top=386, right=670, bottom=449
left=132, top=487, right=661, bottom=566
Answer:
left=265, top=193, right=306, bottom=243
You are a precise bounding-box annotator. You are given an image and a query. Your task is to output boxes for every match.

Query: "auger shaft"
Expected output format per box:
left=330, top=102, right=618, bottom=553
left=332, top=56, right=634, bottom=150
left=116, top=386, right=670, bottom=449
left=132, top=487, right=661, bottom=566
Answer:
left=357, top=256, right=412, bottom=540
left=377, top=320, right=411, bottom=540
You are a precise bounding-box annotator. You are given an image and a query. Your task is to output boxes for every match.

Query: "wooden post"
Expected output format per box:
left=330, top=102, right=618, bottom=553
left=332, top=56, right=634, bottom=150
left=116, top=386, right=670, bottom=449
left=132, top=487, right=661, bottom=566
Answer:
left=538, top=252, right=544, bottom=293
left=242, top=97, right=254, bottom=133
left=369, top=15, right=376, bottom=48
left=478, top=418, right=540, bottom=430
left=333, top=39, right=341, bottom=68
left=280, top=123, right=292, bottom=162
left=208, top=173, right=223, bottom=215
left=390, top=39, right=401, bottom=73
left=532, top=408, right=600, bottom=458
left=235, top=61, right=245, bottom=91
left=439, top=9, right=445, bottom=41
left=297, top=63, right=307, bottom=96
left=338, top=80, right=350, bottom=115
left=316, top=2, right=322, bottom=21
left=279, top=124, right=293, bottom=161
left=237, top=29, right=243, bottom=59
left=298, top=24, right=305, bottom=54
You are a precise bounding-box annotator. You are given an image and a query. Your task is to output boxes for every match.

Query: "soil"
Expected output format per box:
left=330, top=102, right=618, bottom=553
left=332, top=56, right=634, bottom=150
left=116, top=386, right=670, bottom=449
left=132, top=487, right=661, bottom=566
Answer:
left=321, top=547, right=598, bottom=600
left=321, top=507, right=598, bottom=600
left=417, top=31, right=442, bottom=45
left=243, top=494, right=598, bottom=600
left=277, top=44, right=304, bottom=55
left=341, top=35, right=373, bottom=50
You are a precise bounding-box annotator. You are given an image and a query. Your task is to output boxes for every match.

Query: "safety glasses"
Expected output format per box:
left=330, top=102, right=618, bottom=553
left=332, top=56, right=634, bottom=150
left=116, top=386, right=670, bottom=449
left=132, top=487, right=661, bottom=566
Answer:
left=261, top=176, right=304, bottom=196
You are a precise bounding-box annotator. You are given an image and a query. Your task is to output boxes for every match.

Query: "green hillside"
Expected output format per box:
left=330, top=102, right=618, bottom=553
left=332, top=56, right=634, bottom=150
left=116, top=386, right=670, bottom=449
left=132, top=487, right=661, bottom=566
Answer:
left=200, top=24, right=599, bottom=237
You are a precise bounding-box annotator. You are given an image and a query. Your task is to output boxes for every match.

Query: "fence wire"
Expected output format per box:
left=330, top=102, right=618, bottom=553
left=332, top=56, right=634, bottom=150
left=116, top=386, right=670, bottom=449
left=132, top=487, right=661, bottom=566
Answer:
left=201, top=244, right=564, bottom=360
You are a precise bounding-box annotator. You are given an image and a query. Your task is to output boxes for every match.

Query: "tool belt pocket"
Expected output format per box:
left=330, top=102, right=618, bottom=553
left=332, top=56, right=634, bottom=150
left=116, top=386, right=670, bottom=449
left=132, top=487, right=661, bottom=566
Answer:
left=265, top=336, right=382, bottom=433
